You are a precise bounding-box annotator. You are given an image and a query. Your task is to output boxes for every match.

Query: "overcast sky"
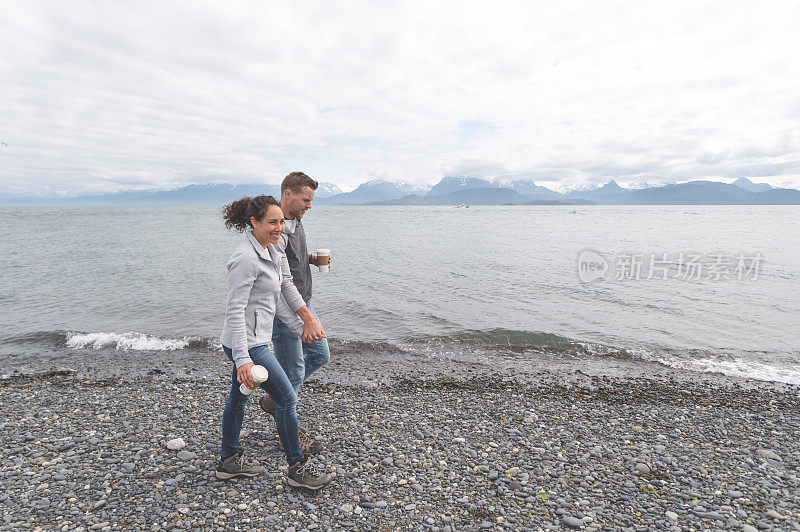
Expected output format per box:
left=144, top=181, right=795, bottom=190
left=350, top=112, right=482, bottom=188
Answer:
left=2, top=1, right=800, bottom=195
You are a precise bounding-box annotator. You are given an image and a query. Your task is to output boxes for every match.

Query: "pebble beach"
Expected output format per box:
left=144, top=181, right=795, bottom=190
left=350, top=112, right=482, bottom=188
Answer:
left=2, top=348, right=799, bottom=532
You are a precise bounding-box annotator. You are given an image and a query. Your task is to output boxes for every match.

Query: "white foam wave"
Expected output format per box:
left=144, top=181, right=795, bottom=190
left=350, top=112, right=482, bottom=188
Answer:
left=582, top=342, right=800, bottom=385
left=653, top=355, right=800, bottom=385
left=66, top=332, right=192, bottom=351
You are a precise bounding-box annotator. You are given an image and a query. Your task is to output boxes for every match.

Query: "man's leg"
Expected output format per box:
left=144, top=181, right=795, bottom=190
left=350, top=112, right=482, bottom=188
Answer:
left=266, top=315, right=324, bottom=454
left=249, top=344, right=332, bottom=489
left=248, top=344, right=304, bottom=465
left=272, top=315, right=305, bottom=393
left=300, top=307, right=330, bottom=384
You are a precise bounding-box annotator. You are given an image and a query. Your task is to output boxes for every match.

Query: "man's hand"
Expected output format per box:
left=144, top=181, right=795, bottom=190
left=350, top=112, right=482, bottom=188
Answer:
left=302, top=319, right=326, bottom=344
left=297, top=306, right=326, bottom=343
left=237, top=362, right=256, bottom=390
left=309, top=253, right=333, bottom=269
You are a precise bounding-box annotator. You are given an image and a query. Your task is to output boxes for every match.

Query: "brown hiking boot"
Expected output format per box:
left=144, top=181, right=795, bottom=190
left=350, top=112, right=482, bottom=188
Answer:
left=215, top=451, right=264, bottom=480
left=277, top=428, right=325, bottom=455
left=299, top=428, right=325, bottom=454
left=287, top=456, right=333, bottom=490
left=261, top=395, right=325, bottom=454
left=259, top=394, right=276, bottom=415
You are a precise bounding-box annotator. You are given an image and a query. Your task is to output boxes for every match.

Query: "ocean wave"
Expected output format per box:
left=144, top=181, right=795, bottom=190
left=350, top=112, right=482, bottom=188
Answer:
left=411, top=328, right=580, bottom=352
left=404, top=329, right=800, bottom=385
left=6, top=328, right=798, bottom=385
left=650, top=353, right=800, bottom=385
left=3, top=330, right=67, bottom=345
left=65, top=332, right=219, bottom=351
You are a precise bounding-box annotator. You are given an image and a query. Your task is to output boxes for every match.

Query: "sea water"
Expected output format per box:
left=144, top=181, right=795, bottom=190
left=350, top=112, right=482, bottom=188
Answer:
left=1, top=205, right=798, bottom=384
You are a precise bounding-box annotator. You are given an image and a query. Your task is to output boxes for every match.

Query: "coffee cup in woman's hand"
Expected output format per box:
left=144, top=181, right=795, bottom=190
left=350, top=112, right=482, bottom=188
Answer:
left=238, top=363, right=268, bottom=395
left=237, top=362, right=255, bottom=389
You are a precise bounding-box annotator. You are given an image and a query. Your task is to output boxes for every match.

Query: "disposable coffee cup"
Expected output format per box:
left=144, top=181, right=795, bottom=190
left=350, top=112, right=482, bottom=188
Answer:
left=239, top=364, right=268, bottom=395
left=316, top=249, right=331, bottom=272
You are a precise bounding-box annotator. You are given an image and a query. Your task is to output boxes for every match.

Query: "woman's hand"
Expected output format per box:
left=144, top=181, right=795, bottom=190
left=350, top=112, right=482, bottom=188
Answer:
left=302, top=316, right=326, bottom=344
left=237, top=362, right=256, bottom=390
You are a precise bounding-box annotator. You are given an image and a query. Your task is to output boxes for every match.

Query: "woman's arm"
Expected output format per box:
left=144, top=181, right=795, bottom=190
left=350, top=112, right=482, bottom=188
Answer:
left=225, top=252, right=258, bottom=368
left=276, top=294, right=325, bottom=343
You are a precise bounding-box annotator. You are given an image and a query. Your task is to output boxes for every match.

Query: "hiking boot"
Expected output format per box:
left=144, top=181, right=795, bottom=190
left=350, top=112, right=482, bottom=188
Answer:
left=277, top=428, right=326, bottom=455
left=259, top=394, right=276, bottom=416
left=260, top=395, right=325, bottom=454
left=299, top=428, right=325, bottom=454
left=287, top=456, right=333, bottom=490
left=215, top=451, right=264, bottom=480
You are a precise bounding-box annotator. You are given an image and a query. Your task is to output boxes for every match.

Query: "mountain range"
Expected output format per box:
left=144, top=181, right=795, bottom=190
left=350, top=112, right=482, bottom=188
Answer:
left=318, top=176, right=799, bottom=205
left=2, top=176, right=798, bottom=206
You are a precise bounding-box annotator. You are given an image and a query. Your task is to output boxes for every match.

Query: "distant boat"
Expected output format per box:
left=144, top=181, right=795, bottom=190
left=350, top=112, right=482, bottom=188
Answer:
left=454, top=203, right=469, bottom=208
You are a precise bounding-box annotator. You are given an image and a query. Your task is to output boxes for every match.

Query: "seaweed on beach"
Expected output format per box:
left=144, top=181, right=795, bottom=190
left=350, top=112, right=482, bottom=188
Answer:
left=0, top=368, right=77, bottom=385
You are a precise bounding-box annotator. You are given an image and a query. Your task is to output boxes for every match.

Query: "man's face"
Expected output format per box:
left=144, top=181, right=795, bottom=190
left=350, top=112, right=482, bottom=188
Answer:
left=283, top=186, right=315, bottom=219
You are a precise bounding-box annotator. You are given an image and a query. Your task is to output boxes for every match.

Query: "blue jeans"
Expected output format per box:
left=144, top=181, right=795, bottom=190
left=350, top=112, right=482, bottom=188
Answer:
left=272, top=307, right=331, bottom=393
left=221, top=344, right=304, bottom=465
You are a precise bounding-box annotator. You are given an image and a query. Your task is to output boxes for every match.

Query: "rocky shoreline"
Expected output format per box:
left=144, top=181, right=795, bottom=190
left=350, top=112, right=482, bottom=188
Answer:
left=1, top=355, right=799, bottom=531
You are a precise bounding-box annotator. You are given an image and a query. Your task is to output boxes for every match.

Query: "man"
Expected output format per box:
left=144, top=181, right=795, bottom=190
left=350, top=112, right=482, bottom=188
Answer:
left=260, top=171, right=332, bottom=455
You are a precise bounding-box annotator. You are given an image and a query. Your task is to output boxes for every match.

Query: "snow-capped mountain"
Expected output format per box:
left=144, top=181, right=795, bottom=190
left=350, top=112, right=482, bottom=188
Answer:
left=498, top=179, right=562, bottom=197
left=318, top=179, right=431, bottom=205
left=315, top=182, right=344, bottom=198
left=426, top=176, right=497, bottom=196
left=359, top=179, right=432, bottom=195
left=9, top=177, right=799, bottom=206
left=732, top=177, right=772, bottom=193
left=557, top=183, right=599, bottom=195
left=624, top=182, right=659, bottom=190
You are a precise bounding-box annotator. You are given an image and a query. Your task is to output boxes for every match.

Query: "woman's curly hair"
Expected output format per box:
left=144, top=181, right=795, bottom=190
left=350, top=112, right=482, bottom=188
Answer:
left=222, top=195, right=280, bottom=232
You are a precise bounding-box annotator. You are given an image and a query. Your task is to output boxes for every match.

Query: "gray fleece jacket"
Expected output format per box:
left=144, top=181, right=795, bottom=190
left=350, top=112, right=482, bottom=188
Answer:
left=220, top=231, right=304, bottom=368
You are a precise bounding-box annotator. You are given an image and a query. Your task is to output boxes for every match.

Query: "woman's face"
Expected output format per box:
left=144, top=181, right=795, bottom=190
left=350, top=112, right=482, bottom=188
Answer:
left=251, top=205, right=285, bottom=245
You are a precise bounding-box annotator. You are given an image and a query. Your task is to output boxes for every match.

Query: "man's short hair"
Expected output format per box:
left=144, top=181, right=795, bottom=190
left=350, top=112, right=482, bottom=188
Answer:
left=281, top=171, right=319, bottom=194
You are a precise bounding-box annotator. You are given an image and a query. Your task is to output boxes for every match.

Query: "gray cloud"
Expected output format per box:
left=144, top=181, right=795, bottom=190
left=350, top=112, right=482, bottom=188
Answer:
left=1, top=0, right=800, bottom=195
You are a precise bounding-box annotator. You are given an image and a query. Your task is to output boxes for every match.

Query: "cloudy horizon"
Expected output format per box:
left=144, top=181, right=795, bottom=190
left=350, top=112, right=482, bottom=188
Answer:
left=2, top=1, right=800, bottom=196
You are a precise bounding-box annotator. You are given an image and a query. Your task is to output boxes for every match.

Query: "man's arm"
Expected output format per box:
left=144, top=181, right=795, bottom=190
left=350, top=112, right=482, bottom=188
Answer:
left=276, top=233, right=306, bottom=313
left=277, top=232, right=326, bottom=342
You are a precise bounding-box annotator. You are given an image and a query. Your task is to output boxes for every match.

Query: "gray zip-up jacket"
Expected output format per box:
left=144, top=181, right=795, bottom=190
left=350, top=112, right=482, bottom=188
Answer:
left=220, top=231, right=304, bottom=368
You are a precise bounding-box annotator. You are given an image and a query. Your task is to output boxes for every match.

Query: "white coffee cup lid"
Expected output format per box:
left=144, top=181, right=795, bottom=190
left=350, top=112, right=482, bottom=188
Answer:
left=251, top=365, right=268, bottom=382
left=316, top=248, right=330, bottom=255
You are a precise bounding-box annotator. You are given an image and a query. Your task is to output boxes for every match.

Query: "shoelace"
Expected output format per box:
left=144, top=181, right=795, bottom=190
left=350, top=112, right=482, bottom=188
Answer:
left=295, top=458, right=320, bottom=477
left=299, top=431, right=315, bottom=446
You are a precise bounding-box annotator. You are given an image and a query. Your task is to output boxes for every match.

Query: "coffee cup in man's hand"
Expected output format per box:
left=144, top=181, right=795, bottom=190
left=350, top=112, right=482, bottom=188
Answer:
left=316, top=249, right=330, bottom=272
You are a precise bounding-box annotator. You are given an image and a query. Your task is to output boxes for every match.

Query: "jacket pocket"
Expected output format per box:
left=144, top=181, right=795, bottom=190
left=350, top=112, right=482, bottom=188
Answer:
left=254, top=308, right=268, bottom=338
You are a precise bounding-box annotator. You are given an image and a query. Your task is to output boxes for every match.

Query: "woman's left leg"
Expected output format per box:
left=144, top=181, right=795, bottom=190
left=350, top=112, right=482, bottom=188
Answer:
left=217, top=345, right=265, bottom=479
left=220, top=346, right=251, bottom=459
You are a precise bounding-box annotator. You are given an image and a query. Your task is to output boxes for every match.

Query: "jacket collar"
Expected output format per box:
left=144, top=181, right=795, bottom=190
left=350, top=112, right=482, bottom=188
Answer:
left=283, top=217, right=298, bottom=235
left=246, top=230, right=279, bottom=262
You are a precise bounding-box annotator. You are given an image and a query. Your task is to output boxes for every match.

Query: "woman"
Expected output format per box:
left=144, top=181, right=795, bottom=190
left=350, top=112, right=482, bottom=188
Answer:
left=217, top=194, right=332, bottom=490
